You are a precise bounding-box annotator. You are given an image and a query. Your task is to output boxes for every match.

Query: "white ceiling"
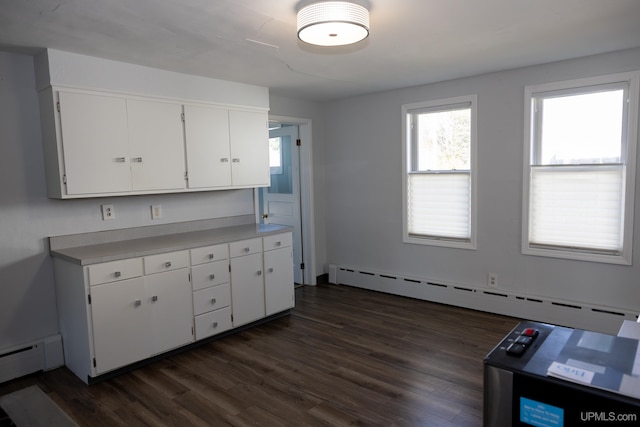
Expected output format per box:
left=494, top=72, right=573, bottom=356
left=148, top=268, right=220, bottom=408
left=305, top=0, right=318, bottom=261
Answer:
left=1, top=0, right=640, bottom=101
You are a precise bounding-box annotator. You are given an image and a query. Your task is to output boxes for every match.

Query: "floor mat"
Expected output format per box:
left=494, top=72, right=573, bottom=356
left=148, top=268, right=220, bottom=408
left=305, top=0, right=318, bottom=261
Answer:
left=0, top=385, right=77, bottom=427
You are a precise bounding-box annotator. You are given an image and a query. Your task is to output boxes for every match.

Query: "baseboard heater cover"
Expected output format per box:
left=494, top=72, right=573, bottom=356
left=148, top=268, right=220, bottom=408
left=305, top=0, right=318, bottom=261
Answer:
left=0, top=335, right=64, bottom=383
left=334, top=266, right=636, bottom=335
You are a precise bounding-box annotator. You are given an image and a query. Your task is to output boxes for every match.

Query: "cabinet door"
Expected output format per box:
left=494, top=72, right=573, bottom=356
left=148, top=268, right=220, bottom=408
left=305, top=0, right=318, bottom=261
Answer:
left=264, top=246, right=295, bottom=316
left=230, top=252, right=265, bottom=327
left=183, top=104, right=232, bottom=188
left=146, top=268, right=194, bottom=355
left=229, top=110, right=270, bottom=187
left=127, top=99, right=186, bottom=191
left=58, top=91, right=131, bottom=195
left=90, top=277, right=149, bottom=374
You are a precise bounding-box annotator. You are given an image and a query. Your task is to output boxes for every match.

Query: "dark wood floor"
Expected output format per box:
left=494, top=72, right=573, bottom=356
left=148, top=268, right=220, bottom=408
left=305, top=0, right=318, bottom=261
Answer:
left=0, top=284, right=520, bottom=426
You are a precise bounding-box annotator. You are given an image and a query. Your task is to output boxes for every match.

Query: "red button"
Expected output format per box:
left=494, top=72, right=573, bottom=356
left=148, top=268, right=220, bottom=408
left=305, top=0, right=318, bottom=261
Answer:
left=522, top=328, right=538, bottom=337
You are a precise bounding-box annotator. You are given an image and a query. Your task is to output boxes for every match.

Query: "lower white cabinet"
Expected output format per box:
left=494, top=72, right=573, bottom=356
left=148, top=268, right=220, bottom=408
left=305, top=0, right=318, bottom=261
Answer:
left=53, top=231, right=294, bottom=384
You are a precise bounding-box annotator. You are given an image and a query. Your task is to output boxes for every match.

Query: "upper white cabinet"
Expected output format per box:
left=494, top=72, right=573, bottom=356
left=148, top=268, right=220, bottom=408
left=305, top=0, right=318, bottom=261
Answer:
left=54, top=90, right=186, bottom=197
left=39, top=86, right=269, bottom=198
left=183, top=104, right=232, bottom=188
left=228, top=110, right=270, bottom=187
left=184, top=105, right=269, bottom=189
left=126, top=99, right=186, bottom=192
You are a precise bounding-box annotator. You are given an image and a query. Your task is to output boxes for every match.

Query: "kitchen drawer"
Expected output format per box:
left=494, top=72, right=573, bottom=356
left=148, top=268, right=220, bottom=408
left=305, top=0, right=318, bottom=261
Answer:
left=194, top=307, right=232, bottom=340
left=193, top=283, right=231, bottom=316
left=229, top=238, right=262, bottom=258
left=88, top=258, right=143, bottom=286
left=144, top=250, right=189, bottom=275
left=190, top=244, right=229, bottom=266
left=191, top=260, right=230, bottom=291
left=263, top=233, right=292, bottom=251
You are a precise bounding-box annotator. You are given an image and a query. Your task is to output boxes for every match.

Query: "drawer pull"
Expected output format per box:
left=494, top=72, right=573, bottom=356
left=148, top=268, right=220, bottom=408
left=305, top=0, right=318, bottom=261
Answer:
left=132, top=157, right=143, bottom=163
left=208, top=253, right=215, bottom=259
left=212, top=322, right=218, bottom=328
left=257, top=270, right=262, bottom=276
left=134, top=299, right=142, bottom=307
left=275, top=241, right=282, bottom=246
left=220, top=158, right=229, bottom=163
left=232, top=158, right=240, bottom=163
left=243, top=247, right=250, bottom=253
left=268, top=268, right=274, bottom=273
left=115, top=157, right=126, bottom=163
left=165, top=261, right=172, bottom=268
left=211, top=298, right=217, bottom=305
left=209, top=274, right=216, bottom=280
left=152, top=295, right=158, bottom=302
left=114, top=271, right=122, bottom=278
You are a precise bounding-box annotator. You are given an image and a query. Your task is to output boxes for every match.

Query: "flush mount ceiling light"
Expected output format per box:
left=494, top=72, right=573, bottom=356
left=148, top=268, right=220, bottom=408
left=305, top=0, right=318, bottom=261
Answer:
left=297, top=1, right=370, bottom=47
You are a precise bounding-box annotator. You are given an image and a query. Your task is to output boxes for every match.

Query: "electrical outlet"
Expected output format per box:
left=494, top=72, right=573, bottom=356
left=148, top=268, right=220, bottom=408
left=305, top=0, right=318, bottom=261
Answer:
left=101, top=204, right=115, bottom=220
left=488, top=273, right=498, bottom=288
left=151, top=204, right=162, bottom=220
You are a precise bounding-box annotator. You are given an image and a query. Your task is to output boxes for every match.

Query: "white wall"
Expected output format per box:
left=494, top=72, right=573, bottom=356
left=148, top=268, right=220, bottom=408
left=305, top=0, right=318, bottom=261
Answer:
left=323, top=47, right=640, bottom=319
left=0, top=51, right=255, bottom=352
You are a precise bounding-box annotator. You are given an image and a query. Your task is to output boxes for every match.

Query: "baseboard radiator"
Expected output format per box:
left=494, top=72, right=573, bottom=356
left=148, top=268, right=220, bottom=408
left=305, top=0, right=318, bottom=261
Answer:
left=0, top=335, right=64, bottom=383
left=331, top=265, right=637, bottom=335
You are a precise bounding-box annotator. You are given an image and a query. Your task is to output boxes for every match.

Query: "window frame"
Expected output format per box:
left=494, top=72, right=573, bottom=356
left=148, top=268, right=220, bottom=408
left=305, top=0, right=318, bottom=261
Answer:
left=402, top=94, right=478, bottom=249
left=522, top=71, right=640, bottom=265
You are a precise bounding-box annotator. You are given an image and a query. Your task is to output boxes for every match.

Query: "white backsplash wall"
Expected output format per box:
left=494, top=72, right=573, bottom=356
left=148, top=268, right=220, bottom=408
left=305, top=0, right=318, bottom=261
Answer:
left=0, top=51, right=254, bottom=352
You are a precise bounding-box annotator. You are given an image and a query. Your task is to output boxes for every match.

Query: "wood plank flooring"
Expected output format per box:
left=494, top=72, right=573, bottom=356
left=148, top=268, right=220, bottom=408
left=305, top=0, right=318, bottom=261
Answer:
left=0, top=284, right=520, bottom=426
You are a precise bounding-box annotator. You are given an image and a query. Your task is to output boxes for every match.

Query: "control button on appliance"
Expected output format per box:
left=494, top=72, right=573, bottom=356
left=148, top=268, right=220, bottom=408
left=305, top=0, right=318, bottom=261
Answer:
left=515, top=335, right=533, bottom=345
left=522, top=328, right=539, bottom=338
left=506, top=343, right=526, bottom=356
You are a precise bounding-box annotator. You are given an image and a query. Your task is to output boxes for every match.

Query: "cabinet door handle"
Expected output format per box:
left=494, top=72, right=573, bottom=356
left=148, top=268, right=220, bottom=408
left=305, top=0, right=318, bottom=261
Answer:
left=220, top=158, right=229, bottom=163
left=114, top=271, right=122, bottom=278
left=152, top=295, right=158, bottom=302
left=257, top=270, right=262, bottom=276
left=132, top=157, right=143, bottom=163
left=210, top=298, right=216, bottom=305
left=165, top=261, right=172, bottom=268
left=208, top=253, right=214, bottom=259
left=212, top=322, right=218, bottom=328
left=268, top=268, right=274, bottom=273
left=134, top=299, right=142, bottom=307
left=115, top=157, right=126, bottom=163
left=232, top=158, right=240, bottom=163
left=209, top=274, right=215, bottom=280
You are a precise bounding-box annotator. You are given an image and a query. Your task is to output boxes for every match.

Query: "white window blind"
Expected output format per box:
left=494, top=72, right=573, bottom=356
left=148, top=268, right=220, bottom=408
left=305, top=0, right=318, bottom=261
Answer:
left=529, top=165, right=624, bottom=253
left=408, top=172, right=471, bottom=240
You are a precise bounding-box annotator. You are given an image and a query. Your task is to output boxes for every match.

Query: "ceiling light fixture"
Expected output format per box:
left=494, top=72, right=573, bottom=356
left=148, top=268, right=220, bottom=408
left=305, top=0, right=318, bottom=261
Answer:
left=297, top=1, right=370, bottom=47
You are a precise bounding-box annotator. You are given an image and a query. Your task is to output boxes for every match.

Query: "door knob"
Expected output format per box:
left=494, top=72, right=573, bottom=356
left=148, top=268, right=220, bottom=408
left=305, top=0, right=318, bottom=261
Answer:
left=262, top=213, right=269, bottom=219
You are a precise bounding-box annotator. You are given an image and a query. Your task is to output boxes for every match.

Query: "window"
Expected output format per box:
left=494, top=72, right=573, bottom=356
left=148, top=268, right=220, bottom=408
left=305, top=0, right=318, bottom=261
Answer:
left=402, top=95, right=477, bottom=248
left=269, top=136, right=283, bottom=174
left=523, top=72, right=639, bottom=264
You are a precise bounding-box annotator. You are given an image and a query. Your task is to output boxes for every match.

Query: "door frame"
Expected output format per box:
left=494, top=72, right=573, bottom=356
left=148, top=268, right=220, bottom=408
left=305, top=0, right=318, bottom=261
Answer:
left=255, top=115, right=316, bottom=285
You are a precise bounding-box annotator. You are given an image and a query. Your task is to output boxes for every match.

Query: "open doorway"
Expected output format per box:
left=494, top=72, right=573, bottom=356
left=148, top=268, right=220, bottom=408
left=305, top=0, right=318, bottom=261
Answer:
left=256, top=116, right=315, bottom=286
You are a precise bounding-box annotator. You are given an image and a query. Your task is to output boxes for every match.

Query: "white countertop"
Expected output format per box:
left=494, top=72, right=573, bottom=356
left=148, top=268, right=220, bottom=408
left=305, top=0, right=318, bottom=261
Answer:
left=50, top=223, right=292, bottom=266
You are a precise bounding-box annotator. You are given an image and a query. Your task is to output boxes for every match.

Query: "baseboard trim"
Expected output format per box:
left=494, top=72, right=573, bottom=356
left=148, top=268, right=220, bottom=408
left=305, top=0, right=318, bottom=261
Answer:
left=334, top=265, right=636, bottom=335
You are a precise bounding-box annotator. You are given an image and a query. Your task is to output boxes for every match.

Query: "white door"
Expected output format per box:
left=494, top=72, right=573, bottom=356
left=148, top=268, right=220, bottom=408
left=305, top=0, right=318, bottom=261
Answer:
left=259, top=125, right=303, bottom=284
